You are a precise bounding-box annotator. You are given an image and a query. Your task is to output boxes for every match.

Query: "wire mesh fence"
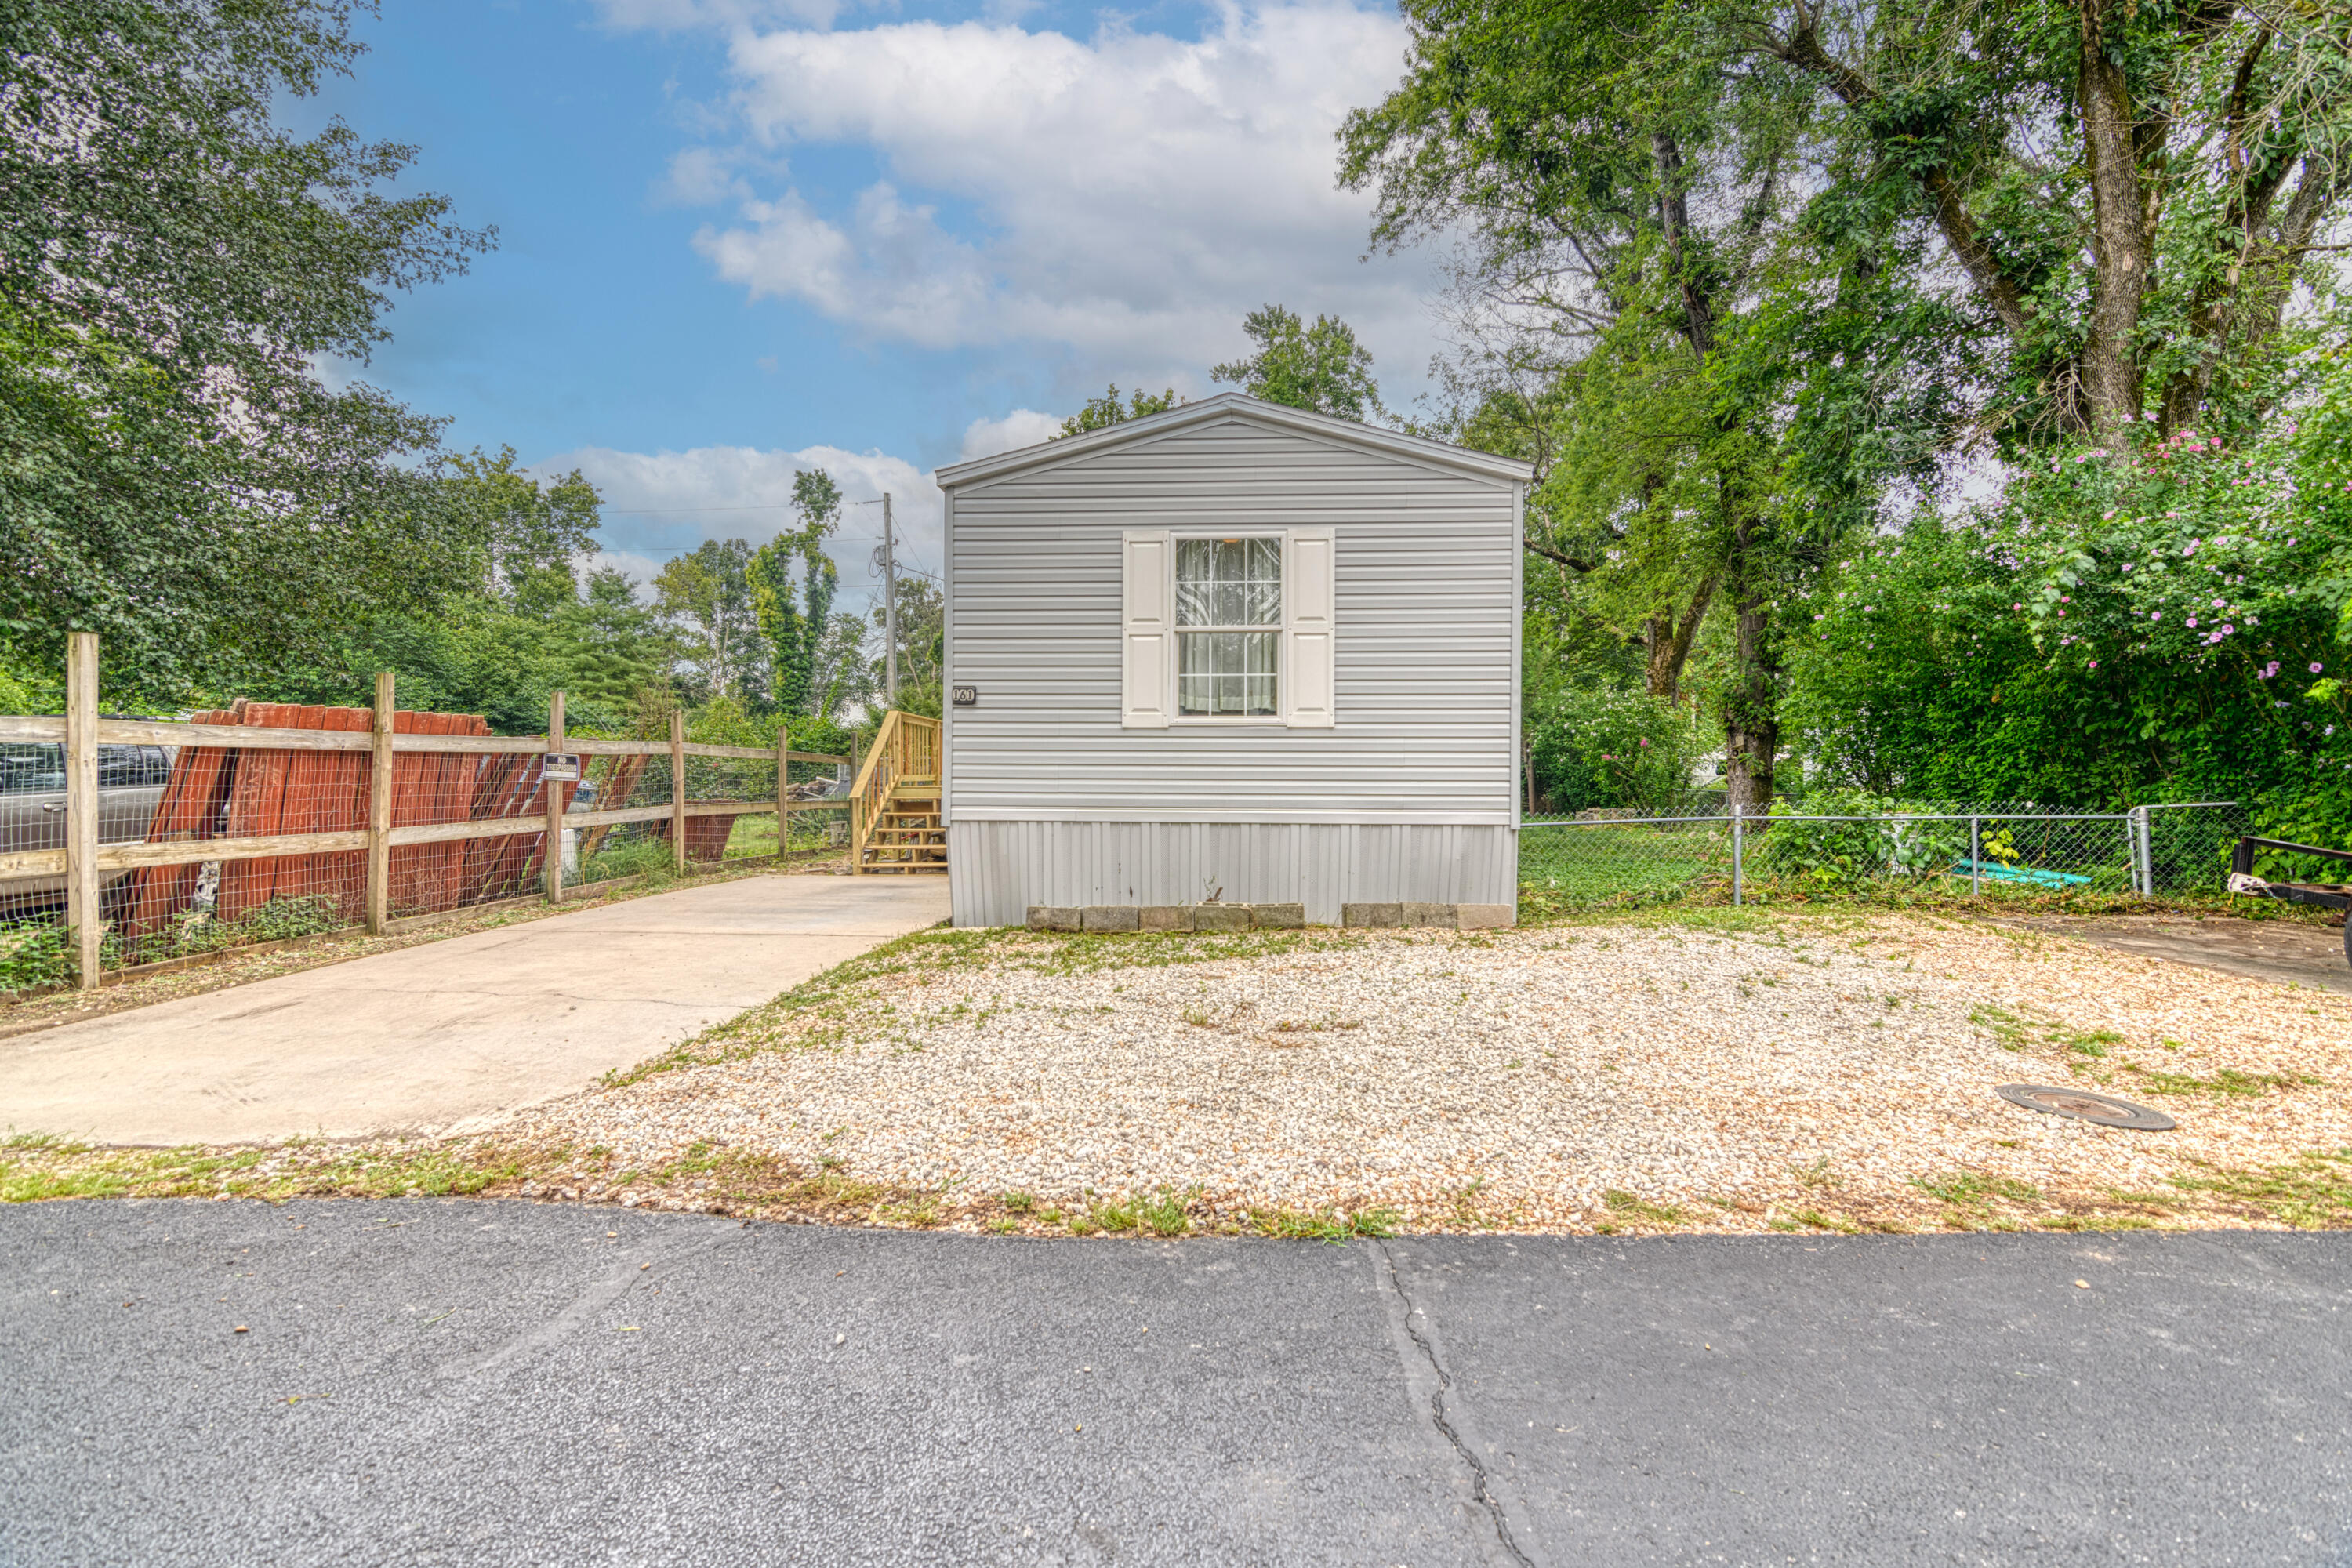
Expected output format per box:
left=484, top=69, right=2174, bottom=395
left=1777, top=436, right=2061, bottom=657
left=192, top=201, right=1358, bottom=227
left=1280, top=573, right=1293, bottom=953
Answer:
left=1518, top=801, right=2262, bottom=907
left=3, top=637, right=859, bottom=995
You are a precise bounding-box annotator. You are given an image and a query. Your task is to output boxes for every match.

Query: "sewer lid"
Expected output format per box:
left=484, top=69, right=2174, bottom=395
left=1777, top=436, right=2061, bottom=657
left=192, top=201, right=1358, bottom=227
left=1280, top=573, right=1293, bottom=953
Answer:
left=1996, top=1083, right=2176, bottom=1131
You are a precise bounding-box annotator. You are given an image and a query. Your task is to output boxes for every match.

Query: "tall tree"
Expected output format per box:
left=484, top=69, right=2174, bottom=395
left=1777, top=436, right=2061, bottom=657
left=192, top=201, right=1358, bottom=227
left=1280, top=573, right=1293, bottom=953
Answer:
left=655, top=539, right=763, bottom=704
left=1341, top=0, right=1962, bottom=804
left=0, top=0, right=494, bottom=701
left=1055, top=385, right=1181, bottom=437
left=1210, top=306, right=1385, bottom=420
left=1734, top=0, right=2350, bottom=442
left=750, top=468, right=844, bottom=714
left=440, top=446, right=601, bottom=617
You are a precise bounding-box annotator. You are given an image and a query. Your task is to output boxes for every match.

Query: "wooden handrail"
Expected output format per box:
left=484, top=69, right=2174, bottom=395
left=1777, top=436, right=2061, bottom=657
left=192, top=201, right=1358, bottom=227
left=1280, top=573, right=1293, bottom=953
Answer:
left=849, top=710, right=942, bottom=873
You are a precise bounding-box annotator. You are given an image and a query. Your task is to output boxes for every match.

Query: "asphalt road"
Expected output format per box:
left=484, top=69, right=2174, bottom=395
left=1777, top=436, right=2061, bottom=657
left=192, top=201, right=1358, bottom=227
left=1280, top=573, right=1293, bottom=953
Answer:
left=5, top=1202, right=2348, bottom=1567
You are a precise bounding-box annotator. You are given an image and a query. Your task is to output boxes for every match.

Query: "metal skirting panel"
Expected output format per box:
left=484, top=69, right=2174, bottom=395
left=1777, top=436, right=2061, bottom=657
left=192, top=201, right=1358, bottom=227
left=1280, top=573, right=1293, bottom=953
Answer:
left=948, top=820, right=1518, bottom=927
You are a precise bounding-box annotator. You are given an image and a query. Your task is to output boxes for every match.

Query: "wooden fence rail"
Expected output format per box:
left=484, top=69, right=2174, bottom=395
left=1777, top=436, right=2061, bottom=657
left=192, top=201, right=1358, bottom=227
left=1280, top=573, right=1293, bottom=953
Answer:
left=7, top=634, right=853, bottom=989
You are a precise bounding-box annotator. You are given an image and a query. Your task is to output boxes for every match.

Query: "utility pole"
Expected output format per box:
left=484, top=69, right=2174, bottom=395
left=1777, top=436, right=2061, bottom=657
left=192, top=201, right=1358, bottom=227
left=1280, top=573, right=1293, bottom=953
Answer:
left=882, top=491, right=898, bottom=707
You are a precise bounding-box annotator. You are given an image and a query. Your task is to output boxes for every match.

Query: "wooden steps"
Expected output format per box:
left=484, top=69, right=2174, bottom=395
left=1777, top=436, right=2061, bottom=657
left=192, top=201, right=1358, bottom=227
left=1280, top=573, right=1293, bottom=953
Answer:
left=849, top=712, right=947, bottom=876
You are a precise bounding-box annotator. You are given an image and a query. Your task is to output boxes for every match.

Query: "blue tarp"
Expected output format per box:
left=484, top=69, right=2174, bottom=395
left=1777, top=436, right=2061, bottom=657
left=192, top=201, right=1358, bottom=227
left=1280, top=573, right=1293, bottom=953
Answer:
left=1948, top=860, right=2092, bottom=889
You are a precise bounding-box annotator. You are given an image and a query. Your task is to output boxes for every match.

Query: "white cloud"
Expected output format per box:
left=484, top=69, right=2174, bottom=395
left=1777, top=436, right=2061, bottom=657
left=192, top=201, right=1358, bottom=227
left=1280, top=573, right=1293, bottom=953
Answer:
left=657, top=146, right=749, bottom=207
left=958, top=408, right=1062, bottom=461
left=662, top=3, right=1439, bottom=377
left=542, top=443, right=944, bottom=608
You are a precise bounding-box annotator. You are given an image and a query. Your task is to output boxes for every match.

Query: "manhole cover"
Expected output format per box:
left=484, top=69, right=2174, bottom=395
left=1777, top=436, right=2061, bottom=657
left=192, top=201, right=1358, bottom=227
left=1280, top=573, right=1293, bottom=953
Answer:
left=1996, top=1083, right=2176, bottom=1131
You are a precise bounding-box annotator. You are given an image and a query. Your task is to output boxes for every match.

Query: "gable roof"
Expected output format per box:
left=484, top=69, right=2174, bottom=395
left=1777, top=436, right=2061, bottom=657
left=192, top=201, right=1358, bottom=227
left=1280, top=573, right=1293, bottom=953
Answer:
left=931, top=392, right=1535, bottom=491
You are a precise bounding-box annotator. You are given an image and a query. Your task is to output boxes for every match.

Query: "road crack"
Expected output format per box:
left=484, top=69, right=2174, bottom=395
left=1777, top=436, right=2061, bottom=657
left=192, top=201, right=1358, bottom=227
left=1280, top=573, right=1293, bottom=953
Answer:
left=1374, top=1239, right=1535, bottom=1567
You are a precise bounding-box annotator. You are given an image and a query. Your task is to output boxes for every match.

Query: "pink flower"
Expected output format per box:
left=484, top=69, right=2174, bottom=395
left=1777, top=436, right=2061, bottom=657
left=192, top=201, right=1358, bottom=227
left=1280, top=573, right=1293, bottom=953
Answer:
left=2188, top=616, right=2199, bottom=627
left=2220, top=624, right=2235, bottom=635
left=2089, top=660, right=2099, bottom=669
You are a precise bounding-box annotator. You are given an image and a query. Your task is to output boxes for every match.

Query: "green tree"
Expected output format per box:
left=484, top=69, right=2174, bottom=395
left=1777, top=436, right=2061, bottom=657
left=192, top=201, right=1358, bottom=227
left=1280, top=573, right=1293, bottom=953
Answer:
left=1055, top=385, right=1181, bottom=437
left=655, top=540, right=764, bottom=705
left=0, top=0, right=495, bottom=703
left=1339, top=0, right=1965, bottom=804
left=440, top=446, right=602, bottom=617
left=750, top=469, right=845, bottom=714
left=807, top=612, right=877, bottom=722
left=872, top=575, right=946, bottom=717
left=1210, top=306, right=1384, bottom=420
left=1730, top=0, right=2352, bottom=444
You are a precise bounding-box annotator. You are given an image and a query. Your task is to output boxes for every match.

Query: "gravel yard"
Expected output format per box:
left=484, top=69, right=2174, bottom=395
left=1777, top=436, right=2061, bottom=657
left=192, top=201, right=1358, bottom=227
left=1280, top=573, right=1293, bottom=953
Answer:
left=495, top=912, right=2352, bottom=1233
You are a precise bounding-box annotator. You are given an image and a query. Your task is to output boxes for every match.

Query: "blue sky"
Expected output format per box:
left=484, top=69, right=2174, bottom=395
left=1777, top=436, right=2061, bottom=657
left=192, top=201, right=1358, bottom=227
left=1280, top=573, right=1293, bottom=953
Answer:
left=301, top=0, right=1445, bottom=605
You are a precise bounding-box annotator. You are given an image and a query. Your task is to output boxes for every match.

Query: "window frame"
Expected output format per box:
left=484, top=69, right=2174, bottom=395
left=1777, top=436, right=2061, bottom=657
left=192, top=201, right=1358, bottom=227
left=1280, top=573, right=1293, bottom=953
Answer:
left=1166, top=530, right=1290, bottom=727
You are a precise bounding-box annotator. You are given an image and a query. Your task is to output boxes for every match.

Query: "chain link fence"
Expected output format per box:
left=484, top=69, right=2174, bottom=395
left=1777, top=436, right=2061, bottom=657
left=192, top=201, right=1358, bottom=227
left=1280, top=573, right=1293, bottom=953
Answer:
left=1519, top=801, right=2261, bottom=907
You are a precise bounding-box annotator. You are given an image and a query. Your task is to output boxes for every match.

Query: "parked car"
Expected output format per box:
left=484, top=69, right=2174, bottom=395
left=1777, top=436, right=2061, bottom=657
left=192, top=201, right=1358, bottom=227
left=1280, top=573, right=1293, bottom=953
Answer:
left=0, top=742, right=176, bottom=913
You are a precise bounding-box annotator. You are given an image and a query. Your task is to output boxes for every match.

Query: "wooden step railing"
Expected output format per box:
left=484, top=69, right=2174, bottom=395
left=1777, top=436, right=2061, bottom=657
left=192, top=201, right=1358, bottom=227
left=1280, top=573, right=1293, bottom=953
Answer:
left=850, top=710, right=942, bottom=873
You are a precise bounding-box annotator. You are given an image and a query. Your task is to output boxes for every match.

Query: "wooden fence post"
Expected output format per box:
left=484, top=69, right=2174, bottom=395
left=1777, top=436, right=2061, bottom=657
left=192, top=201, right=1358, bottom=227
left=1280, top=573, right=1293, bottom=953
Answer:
left=670, top=706, right=687, bottom=873
left=775, top=723, right=789, bottom=863
left=64, top=632, right=100, bottom=989
left=544, top=691, right=566, bottom=902
left=366, top=670, right=394, bottom=935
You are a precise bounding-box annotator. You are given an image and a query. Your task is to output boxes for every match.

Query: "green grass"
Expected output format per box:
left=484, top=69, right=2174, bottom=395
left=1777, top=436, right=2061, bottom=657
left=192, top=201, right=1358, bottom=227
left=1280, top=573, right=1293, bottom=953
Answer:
left=1908, top=1170, right=2044, bottom=1221
left=1602, top=1189, right=1685, bottom=1224
left=2169, top=1149, right=2352, bottom=1229
left=2126, top=1065, right=2313, bottom=1098
left=1240, top=1204, right=1400, bottom=1241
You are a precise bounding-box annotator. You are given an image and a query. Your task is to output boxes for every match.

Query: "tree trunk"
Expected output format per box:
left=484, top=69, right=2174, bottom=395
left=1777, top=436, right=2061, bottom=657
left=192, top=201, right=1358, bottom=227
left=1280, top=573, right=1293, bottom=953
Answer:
left=1720, top=517, right=1777, bottom=813
left=1642, top=574, right=1717, bottom=701
left=2078, top=0, right=2152, bottom=438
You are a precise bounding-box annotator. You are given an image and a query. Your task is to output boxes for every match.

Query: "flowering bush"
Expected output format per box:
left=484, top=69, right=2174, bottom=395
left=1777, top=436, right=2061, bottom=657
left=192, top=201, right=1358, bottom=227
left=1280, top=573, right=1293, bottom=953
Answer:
left=1526, top=683, right=1704, bottom=815
left=1784, top=354, right=2352, bottom=834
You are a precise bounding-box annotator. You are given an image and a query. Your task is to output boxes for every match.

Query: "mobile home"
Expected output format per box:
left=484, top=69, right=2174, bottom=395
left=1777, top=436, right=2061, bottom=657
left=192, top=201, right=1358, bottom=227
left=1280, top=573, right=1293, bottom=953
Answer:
left=934, top=393, right=1530, bottom=928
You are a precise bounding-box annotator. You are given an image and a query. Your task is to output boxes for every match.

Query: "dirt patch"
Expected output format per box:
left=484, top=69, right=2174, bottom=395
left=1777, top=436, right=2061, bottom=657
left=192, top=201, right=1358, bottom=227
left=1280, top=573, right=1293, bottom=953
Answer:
left=1991, top=913, right=2350, bottom=996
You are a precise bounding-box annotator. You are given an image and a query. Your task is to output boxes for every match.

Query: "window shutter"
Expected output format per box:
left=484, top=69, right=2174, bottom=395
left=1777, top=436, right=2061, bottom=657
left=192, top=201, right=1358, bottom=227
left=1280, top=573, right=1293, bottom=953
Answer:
left=1120, top=529, right=1173, bottom=728
left=1285, top=528, right=1335, bottom=728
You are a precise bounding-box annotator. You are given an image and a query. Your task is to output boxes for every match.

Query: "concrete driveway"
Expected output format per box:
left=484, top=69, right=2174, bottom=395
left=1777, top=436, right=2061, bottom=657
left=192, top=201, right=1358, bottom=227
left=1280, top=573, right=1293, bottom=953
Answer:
left=5, top=1203, right=2347, bottom=1566
left=0, top=873, right=949, bottom=1146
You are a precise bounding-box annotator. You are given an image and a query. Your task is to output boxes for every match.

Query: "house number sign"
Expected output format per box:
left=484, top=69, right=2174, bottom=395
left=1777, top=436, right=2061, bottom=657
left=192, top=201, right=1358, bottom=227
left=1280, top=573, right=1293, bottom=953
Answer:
left=952, top=685, right=978, bottom=706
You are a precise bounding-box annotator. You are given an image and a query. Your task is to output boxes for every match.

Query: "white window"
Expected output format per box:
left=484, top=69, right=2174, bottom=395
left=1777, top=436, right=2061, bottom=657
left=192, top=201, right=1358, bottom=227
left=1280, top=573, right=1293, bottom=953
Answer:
left=1175, top=537, right=1281, bottom=716
left=1121, top=527, right=1333, bottom=728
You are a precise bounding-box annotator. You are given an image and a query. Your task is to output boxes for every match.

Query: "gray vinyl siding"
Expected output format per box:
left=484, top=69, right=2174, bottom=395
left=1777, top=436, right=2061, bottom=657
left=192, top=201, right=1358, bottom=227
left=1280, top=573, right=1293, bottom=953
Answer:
left=945, top=412, right=1519, bottom=825
left=948, top=821, right=1517, bottom=927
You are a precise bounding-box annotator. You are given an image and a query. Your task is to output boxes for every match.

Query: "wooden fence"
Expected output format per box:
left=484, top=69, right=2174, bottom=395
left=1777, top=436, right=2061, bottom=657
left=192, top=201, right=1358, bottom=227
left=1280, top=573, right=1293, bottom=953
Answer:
left=2, top=633, right=851, bottom=990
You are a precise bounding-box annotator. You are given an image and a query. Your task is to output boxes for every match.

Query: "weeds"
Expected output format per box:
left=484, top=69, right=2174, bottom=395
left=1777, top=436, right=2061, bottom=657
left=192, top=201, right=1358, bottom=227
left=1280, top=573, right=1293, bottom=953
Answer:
left=1911, top=1171, right=2043, bottom=1208
left=2126, top=1065, right=2310, bottom=1098
left=2168, top=1149, right=2352, bottom=1229
left=1601, top=1189, right=1685, bottom=1225
left=1243, top=1205, right=1398, bottom=1242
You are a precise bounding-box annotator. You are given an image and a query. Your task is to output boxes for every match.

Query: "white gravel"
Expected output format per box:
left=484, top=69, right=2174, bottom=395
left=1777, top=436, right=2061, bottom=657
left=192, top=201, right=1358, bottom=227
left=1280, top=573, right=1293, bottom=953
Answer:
left=506, top=916, right=2352, bottom=1229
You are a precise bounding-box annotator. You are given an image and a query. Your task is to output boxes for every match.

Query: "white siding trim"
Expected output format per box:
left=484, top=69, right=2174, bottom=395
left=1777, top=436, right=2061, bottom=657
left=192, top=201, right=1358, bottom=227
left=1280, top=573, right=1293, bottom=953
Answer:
left=937, top=394, right=1534, bottom=492
left=942, top=488, right=956, bottom=822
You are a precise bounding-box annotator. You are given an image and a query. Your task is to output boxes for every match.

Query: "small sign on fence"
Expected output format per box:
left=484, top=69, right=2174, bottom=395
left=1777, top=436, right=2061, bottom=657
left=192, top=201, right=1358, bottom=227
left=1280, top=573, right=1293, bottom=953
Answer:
left=542, top=753, right=582, bottom=781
